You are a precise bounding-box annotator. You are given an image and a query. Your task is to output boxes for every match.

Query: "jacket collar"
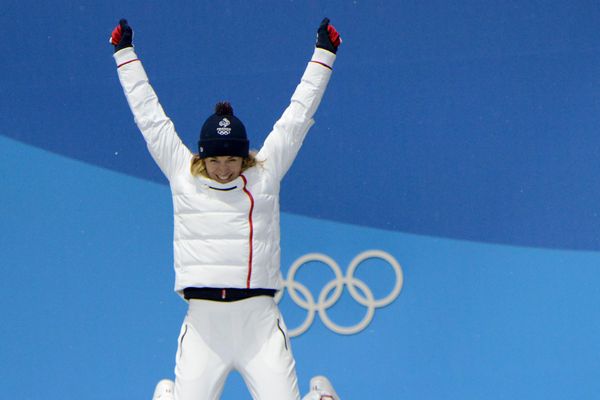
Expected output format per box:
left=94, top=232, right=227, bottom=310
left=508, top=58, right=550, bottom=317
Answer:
left=197, top=175, right=245, bottom=192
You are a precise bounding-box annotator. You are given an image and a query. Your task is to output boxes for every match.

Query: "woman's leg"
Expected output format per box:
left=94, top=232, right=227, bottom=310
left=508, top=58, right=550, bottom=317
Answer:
left=174, top=303, right=232, bottom=400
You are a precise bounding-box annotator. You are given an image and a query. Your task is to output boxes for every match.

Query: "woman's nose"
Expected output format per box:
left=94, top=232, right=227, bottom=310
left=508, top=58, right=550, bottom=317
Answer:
left=217, top=163, right=228, bottom=173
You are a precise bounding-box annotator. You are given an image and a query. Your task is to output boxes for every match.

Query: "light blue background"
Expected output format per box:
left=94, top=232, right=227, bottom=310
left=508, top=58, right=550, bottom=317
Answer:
left=2, top=1, right=600, bottom=399
left=3, top=135, right=600, bottom=399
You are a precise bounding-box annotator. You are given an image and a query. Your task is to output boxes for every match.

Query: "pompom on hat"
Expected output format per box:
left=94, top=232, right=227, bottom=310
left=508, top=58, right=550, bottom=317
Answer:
left=198, top=102, right=249, bottom=158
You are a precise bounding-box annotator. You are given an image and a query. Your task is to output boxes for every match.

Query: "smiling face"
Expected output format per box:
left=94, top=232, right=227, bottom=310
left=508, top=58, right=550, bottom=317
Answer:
left=203, top=156, right=244, bottom=184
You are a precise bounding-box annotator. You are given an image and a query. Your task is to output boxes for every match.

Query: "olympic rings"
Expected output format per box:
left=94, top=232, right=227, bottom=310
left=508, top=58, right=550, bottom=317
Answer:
left=275, top=250, right=403, bottom=336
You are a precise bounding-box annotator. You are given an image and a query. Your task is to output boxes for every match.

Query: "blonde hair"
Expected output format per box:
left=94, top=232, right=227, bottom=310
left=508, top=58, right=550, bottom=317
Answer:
left=190, top=151, right=259, bottom=178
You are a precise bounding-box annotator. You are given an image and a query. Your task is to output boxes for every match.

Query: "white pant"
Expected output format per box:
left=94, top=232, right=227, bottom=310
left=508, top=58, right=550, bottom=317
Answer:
left=173, top=296, right=300, bottom=400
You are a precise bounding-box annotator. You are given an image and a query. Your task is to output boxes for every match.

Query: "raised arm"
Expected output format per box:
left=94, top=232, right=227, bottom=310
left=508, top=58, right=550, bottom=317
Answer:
left=111, top=19, right=192, bottom=181
left=257, top=18, right=342, bottom=181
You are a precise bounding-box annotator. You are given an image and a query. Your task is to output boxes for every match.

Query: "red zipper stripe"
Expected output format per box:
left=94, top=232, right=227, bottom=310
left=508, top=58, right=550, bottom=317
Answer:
left=241, top=175, right=254, bottom=288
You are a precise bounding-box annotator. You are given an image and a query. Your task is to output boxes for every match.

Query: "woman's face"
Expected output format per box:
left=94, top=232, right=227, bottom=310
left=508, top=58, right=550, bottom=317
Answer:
left=204, top=156, right=244, bottom=184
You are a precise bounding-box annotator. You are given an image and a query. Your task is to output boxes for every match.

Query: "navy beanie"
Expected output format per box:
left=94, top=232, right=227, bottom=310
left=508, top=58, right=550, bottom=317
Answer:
left=198, top=102, right=249, bottom=158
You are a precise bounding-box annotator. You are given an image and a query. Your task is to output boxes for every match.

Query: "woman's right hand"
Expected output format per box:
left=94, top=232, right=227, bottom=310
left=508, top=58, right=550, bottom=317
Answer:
left=110, top=19, right=133, bottom=53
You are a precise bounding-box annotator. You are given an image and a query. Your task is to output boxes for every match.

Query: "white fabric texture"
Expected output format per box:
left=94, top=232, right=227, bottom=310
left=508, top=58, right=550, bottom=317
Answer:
left=114, top=47, right=335, bottom=296
left=175, top=297, right=299, bottom=400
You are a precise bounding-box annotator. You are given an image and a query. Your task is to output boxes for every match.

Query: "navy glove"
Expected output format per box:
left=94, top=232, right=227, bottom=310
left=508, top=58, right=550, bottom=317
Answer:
left=110, top=19, right=133, bottom=52
left=316, top=18, right=341, bottom=54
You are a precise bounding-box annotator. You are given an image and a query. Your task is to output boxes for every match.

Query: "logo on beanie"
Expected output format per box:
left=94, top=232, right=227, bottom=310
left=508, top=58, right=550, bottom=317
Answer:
left=217, top=118, right=231, bottom=135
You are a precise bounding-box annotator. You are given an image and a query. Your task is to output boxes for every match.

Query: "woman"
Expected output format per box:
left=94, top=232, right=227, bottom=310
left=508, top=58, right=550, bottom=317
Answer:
left=111, top=17, right=341, bottom=400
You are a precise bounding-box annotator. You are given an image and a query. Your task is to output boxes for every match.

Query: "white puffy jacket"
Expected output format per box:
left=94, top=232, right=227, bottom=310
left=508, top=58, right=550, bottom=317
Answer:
left=114, top=46, right=335, bottom=296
